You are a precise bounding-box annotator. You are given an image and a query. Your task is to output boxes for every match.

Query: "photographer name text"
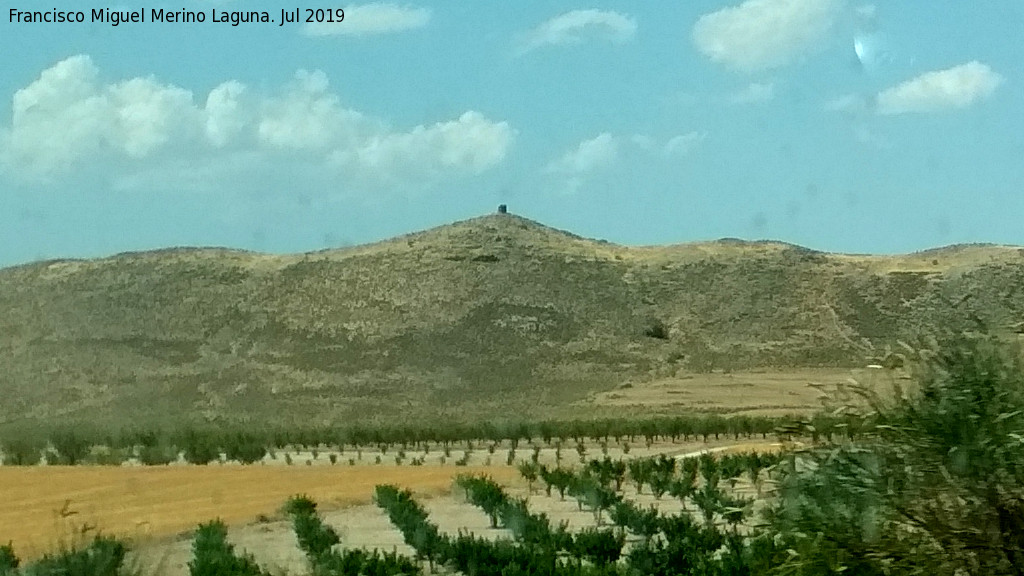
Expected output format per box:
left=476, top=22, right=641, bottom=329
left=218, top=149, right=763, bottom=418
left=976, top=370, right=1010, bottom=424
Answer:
left=8, top=7, right=344, bottom=27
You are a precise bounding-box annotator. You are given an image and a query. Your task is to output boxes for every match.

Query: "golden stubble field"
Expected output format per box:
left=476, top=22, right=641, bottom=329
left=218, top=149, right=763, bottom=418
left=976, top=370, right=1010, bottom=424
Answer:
left=587, top=368, right=851, bottom=416
left=0, top=464, right=520, bottom=560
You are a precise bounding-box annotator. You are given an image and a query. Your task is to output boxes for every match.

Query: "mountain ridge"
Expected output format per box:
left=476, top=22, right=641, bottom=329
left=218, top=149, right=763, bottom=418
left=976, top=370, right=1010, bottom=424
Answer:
left=8, top=213, right=1021, bottom=273
left=2, top=212, right=1023, bottom=429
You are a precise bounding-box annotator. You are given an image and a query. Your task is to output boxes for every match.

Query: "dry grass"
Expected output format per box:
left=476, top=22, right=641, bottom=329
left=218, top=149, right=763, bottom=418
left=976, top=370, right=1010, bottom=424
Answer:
left=587, top=368, right=850, bottom=416
left=0, top=464, right=519, bottom=560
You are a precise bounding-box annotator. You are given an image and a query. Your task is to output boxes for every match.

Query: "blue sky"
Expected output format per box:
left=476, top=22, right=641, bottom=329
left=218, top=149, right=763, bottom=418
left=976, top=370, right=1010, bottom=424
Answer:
left=1, top=0, right=1021, bottom=267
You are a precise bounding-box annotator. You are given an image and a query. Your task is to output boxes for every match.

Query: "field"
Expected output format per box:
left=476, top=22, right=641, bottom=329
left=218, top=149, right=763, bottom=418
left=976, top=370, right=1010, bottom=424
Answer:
left=1, top=337, right=1019, bottom=576
left=586, top=367, right=853, bottom=417
left=0, top=437, right=780, bottom=574
left=0, top=464, right=518, bottom=561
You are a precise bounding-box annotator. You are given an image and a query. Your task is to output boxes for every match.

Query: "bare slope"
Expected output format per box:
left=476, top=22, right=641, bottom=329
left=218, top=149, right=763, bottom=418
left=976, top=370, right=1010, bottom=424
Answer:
left=1, top=214, right=1023, bottom=428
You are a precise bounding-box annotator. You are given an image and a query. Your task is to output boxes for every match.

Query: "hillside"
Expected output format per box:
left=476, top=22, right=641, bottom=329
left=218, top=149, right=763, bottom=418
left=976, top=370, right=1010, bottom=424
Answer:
left=2, top=213, right=1023, bottom=429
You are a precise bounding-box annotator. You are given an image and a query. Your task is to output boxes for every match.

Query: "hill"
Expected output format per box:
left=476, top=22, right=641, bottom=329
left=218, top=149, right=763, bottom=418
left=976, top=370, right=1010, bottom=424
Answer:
left=2, top=213, right=1023, bottom=429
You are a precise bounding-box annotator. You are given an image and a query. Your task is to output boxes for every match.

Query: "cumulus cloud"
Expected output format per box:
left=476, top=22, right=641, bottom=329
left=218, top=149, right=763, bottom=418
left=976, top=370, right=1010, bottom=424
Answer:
left=520, top=10, right=637, bottom=54
left=2, top=55, right=198, bottom=176
left=826, top=62, right=1003, bottom=116
left=545, top=131, right=704, bottom=193
left=4, top=55, right=108, bottom=175
left=547, top=132, right=618, bottom=174
left=876, top=61, right=1003, bottom=115
left=0, top=55, right=513, bottom=190
left=730, top=82, right=775, bottom=103
left=109, top=77, right=197, bottom=158
left=204, top=81, right=248, bottom=148
left=544, top=133, right=618, bottom=194
left=257, top=69, right=371, bottom=150
left=347, top=111, right=513, bottom=178
left=692, top=0, right=841, bottom=72
left=303, top=3, right=430, bottom=37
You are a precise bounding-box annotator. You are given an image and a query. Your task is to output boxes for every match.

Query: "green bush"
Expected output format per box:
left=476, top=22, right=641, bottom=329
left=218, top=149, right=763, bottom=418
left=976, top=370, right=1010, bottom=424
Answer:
left=570, top=527, right=624, bottom=567
left=188, top=519, right=265, bottom=576
left=180, top=430, right=220, bottom=465
left=0, top=542, right=18, bottom=575
left=283, top=495, right=340, bottom=562
left=138, top=444, right=177, bottom=465
left=48, top=431, right=92, bottom=466
left=224, top=435, right=266, bottom=465
left=28, top=535, right=128, bottom=576
left=643, top=318, right=670, bottom=340
left=1, top=437, right=42, bottom=466
left=768, top=335, right=1024, bottom=575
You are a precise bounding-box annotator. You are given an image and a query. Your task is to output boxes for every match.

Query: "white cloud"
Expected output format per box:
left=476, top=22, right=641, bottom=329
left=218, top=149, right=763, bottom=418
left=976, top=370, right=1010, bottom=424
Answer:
left=4, top=55, right=108, bottom=176
left=0, top=55, right=513, bottom=190
left=2, top=55, right=198, bottom=176
left=204, top=81, right=248, bottom=148
left=826, top=62, right=1003, bottom=116
left=109, top=77, right=197, bottom=158
left=348, top=111, right=514, bottom=177
left=520, top=10, right=637, bottom=54
left=692, top=0, right=842, bottom=72
left=303, top=3, right=430, bottom=37
left=876, top=61, right=1003, bottom=115
left=257, top=69, right=370, bottom=150
left=730, top=82, right=775, bottom=103
left=663, top=132, right=707, bottom=157
left=545, top=132, right=618, bottom=194
left=547, top=132, right=618, bottom=174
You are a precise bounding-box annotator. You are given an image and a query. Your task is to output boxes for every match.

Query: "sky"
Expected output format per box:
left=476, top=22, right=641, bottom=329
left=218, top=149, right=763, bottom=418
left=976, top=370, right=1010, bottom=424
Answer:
left=1, top=0, right=1022, bottom=267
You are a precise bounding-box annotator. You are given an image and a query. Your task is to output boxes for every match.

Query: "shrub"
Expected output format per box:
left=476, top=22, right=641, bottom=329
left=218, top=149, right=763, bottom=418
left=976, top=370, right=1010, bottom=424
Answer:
left=1, top=437, right=42, bottom=466
left=571, top=528, right=624, bottom=567
left=517, top=462, right=539, bottom=493
left=180, top=431, right=220, bottom=465
left=29, top=535, right=128, bottom=576
left=768, top=335, right=1024, bottom=575
left=643, top=318, right=670, bottom=340
left=284, top=495, right=340, bottom=561
left=456, top=474, right=509, bottom=529
left=49, top=430, right=92, bottom=465
left=0, top=542, right=18, bottom=575
left=138, top=444, right=177, bottom=465
left=224, top=435, right=266, bottom=465
left=188, top=520, right=265, bottom=576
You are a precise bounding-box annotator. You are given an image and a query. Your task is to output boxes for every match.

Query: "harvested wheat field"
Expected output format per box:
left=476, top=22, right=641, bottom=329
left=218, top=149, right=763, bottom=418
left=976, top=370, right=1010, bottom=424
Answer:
left=588, top=368, right=863, bottom=416
left=0, top=464, right=519, bottom=560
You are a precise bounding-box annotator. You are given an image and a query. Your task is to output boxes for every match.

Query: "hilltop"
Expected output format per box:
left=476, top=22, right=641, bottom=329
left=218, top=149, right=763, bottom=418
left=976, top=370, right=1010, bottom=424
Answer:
left=2, top=213, right=1023, bottom=429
